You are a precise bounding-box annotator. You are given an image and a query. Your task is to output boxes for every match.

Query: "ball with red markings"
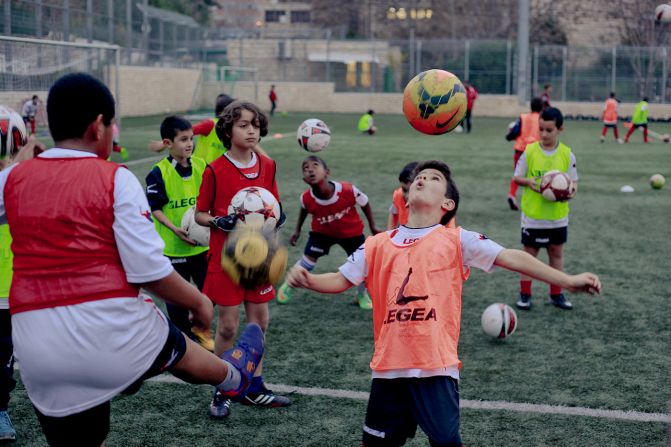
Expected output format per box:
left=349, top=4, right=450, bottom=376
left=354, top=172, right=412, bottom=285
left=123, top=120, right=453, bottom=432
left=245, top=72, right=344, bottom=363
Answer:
left=481, top=303, right=518, bottom=339
left=540, top=170, right=575, bottom=202
left=402, top=69, right=467, bottom=135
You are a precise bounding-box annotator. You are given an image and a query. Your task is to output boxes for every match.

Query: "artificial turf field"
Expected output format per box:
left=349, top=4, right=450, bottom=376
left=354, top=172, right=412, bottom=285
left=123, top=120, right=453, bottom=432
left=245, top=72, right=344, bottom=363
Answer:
left=9, top=112, right=671, bottom=446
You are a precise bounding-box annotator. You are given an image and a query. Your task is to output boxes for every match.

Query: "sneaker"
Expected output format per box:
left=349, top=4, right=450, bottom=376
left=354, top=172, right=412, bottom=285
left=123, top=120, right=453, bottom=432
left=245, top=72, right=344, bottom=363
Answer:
left=240, top=384, right=292, bottom=408
left=507, top=197, right=519, bottom=211
left=617, top=138, right=624, bottom=144
left=548, top=293, right=573, bottom=310
left=356, top=290, right=373, bottom=310
left=516, top=293, right=532, bottom=310
left=0, top=411, right=16, bottom=441
left=120, top=147, right=129, bottom=162
left=276, top=281, right=293, bottom=304
left=208, top=391, right=232, bottom=419
left=192, top=327, right=215, bottom=352
left=218, top=323, right=265, bottom=398
left=600, top=135, right=605, bottom=143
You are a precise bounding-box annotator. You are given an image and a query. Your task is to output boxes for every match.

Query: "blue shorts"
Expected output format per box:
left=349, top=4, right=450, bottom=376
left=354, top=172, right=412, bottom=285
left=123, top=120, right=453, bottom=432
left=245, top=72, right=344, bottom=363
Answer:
left=362, top=376, right=463, bottom=447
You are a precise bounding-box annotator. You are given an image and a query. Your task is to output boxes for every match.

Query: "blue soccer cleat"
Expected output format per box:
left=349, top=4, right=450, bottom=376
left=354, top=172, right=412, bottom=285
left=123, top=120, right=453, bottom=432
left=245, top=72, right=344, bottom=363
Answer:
left=218, top=322, right=265, bottom=398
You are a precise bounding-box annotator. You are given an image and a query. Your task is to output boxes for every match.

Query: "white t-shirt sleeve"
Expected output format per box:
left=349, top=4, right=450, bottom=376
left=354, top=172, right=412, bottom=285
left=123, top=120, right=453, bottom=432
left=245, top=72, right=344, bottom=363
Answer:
left=0, top=164, right=18, bottom=226
left=113, top=168, right=173, bottom=283
left=338, top=243, right=367, bottom=286
left=389, top=202, right=398, bottom=215
left=460, top=229, right=505, bottom=273
left=352, top=185, right=369, bottom=207
left=513, top=152, right=528, bottom=177
left=568, top=153, right=578, bottom=182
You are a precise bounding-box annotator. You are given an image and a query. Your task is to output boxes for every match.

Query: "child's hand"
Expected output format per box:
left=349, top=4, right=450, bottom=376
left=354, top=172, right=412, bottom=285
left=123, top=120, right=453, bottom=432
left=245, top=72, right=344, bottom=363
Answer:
left=174, top=227, right=196, bottom=246
left=286, top=265, right=310, bottom=288
left=528, top=177, right=542, bottom=193
left=567, top=273, right=601, bottom=295
left=289, top=231, right=300, bottom=246
left=189, top=293, right=214, bottom=331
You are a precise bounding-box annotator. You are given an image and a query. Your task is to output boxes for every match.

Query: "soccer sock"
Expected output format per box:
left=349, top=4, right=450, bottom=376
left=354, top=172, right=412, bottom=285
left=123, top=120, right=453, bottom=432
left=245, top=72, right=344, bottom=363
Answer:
left=248, top=376, right=264, bottom=393
left=520, top=280, right=532, bottom=295
left=297, top=256, right=316, bottom=272
left=550, top=284, right=562, bottom=296
left=643, top=127, right=649, bottom=142
left=217, top=361, right=241, bottom=392
left=624, top=125, right=635, bottom=141
left=613, top=127, right=619, bottom=139
left=509, top=179, right=518, bottom=198
left=601, top=127, right=607, bottom=137
left=357, top=282, right=367, bottom=295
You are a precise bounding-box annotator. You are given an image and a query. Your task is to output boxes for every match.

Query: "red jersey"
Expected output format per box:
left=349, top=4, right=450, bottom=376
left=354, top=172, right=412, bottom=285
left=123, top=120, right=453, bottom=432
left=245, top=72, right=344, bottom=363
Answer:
left=193, top=119, right=215, bottom=136
left=5, top=157, right=139, bottom=314
left=197, top=153, right=279, bottom=271
left=466, top=85, right=478, bottom=110
left=301, top=181, right=365, bottom=239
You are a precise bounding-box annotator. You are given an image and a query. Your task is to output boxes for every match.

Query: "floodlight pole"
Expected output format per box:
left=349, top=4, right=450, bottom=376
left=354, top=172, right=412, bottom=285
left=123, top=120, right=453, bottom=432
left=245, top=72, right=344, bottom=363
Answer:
left=517, top=0, right=529, bottom=105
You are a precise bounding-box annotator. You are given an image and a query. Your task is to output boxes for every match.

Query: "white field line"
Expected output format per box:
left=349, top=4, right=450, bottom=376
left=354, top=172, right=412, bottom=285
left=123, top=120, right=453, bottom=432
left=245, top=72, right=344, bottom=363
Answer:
left=146, top=375, right=671, bottom=424
left=123, top=133, right=289, bottom=167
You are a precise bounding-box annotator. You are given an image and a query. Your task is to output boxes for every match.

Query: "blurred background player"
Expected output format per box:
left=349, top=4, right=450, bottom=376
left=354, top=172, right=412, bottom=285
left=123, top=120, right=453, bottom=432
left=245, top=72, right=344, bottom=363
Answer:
left=268, top=85, right=278, bottom=117
left=464, top=82, right=478, bottom=133
left=387, top=161, right=418, bottom=230
left=506, top=97, right=543, bottom=211
left=0, top=73, right=264, bottom=446
left=277, top=155, right=382, bottom=309
left=358, top=109, right=377, bottom=135
left=624, top=97, right=650, bottom=143
left=286, top=160, right=600, bottom=447
left=541, top=84, right=552, bottom=110
left=20, top=95, right=39, bottom=135
left=512, top=107, right=579, bottom=311
left=195, top=101, right=291, bottom=419
left=600, top=92, right=623, bottom=144
left=111, top=123, right=129, bottom=162
left=145, top=115, right=213, bottom=351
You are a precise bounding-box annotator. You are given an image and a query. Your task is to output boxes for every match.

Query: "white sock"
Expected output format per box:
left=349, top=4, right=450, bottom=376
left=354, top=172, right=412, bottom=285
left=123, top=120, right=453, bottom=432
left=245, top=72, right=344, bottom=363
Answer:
left=217, top=361, right=241, bottom=392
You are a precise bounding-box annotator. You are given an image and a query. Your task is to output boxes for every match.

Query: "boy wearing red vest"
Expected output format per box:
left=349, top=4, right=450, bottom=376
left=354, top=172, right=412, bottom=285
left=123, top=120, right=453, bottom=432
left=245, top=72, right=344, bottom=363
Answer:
left=513, top=107, right=578, bottom=311
left=145, top=116, right=212, bottom=350
left=287, top=160, right=600, bottom=447
left=600, top=92, right=623, bottom=144
left=505, top=97, right=543, bottom=211
left=387, top=161, right=418, bottom=230
left=277, top=155, right=382, bottom=309
left=0, top=73, right=264, bottom=446
left=195, top=101, right=291, bottom=419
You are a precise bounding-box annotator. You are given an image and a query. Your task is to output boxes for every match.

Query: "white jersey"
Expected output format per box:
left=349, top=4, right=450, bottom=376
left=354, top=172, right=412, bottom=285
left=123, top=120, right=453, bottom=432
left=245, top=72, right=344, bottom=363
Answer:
left=21, top=100, right=37, bottom=118
left=338, top=224, right=504, bottom=380
left=513, top=147, right=579, bottom=229
left=0, top=148, right=173, bottom=417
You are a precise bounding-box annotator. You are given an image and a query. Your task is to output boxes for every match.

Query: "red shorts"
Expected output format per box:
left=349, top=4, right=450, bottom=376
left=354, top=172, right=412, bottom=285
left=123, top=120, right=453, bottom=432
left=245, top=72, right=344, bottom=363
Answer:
left=203, top=270, right=275, bottom=306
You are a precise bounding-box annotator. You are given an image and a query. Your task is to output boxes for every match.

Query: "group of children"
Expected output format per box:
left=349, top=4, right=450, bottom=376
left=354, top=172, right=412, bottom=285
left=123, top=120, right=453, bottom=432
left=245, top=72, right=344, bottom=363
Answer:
left=0, top=72, right=604, bottom=446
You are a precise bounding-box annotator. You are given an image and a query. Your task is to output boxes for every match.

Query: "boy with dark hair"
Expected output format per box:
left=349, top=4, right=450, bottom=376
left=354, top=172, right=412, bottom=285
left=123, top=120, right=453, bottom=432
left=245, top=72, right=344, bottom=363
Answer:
left=287, top=159, right=600, bottom=447
left=387, top=161, right=418, bottom=229
left=145, top=115, right=212, bottom=350
left=358, top=109, right=377, bottom=135
left=195, top=100, right=291, bottom=419
left=541, top=84, right=552, bottom=109
left=0, top=73, right=264, bottom=446
left=21, top=95, right=39, bottom=135
left=277, top=155, right=381, bottom=308
left=600, top=92, right=623, bottom=144
left=624, top=96, right=650, bottom=143
left=505, top=97, right=544, bottom=211
left=513, top=106, right=579, bottom=310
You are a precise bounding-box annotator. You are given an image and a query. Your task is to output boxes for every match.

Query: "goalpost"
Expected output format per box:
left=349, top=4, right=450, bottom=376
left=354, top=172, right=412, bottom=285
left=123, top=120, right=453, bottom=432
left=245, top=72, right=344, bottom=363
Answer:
left=0, top=36, right=121, bottom=130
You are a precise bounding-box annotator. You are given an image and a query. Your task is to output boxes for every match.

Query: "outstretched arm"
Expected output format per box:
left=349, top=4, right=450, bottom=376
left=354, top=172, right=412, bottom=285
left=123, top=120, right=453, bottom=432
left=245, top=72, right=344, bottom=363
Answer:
left=286, top=266, right=354, bottom=294
left=361, top=203, right=382, bottom=235
left=289, top=207, right=308, bottom=246
left=494, top=249, right=601, bottom=295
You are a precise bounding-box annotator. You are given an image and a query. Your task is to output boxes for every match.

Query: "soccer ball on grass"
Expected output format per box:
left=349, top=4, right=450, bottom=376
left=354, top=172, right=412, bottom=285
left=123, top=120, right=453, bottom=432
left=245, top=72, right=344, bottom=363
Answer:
left=481, top=303, right=518, bottom=339
left=649, top=173, right=665, bottom=190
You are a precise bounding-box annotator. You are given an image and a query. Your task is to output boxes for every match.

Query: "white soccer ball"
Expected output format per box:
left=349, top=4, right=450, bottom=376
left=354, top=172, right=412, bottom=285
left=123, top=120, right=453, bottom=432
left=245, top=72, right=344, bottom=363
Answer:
left=181, top=206, right=210, bottom=247
left=297, top=118, right=331, bottom=152
left=540, top=170, right=574, bottom=202
left=228, top=186, right=281, bottom=226
left=481, top=303, right=518, bottom=339
left=0, top=105, right=28, bottom=159
left=656, top=4, right=671, bottom=22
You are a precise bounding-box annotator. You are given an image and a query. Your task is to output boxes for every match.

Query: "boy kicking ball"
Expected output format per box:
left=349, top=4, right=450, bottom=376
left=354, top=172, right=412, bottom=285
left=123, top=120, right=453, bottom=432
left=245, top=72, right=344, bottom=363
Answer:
left=0, top=73, right=264, bottom=446
left=287, top=160, right=600, bottom=447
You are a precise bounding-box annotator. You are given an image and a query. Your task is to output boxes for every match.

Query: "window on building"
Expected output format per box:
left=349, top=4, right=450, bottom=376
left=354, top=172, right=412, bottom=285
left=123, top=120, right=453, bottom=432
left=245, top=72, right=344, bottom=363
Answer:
left=265, top=10, right=286, bottom=23
left=346, top=62, right=357, bottom=88
left=291, top=11, right=311, bottom=23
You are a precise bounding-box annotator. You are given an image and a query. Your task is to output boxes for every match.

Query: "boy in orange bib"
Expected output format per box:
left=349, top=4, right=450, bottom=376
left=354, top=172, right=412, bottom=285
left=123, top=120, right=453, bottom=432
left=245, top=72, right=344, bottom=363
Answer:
left=287, top=160, right=601, bottom=447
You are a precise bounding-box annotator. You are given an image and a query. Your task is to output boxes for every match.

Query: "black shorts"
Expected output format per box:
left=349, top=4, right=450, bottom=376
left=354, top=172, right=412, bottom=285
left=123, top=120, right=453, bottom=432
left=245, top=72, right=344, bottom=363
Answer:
left=632, top=123, right=648, bottom=129
left=34, top=320, right=187, bottom=447
left=362, top=377, right=462, bottom=447
left=304, top=232, right=365, bottom=259
left=521, top=226, right=568, bottom=248
left=603, top=123, right=617, bottom=128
